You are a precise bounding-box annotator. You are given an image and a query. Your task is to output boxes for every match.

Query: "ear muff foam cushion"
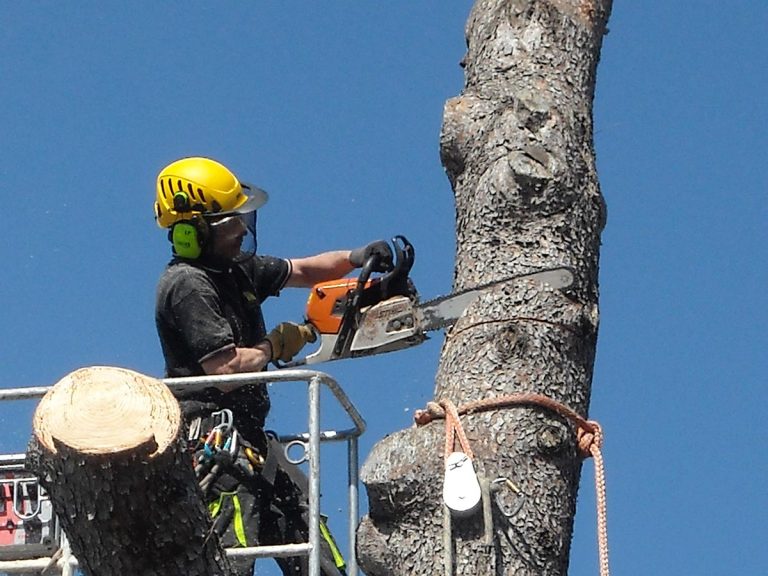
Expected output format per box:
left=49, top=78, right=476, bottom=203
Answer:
left=172, top=221, right=203, bottom=259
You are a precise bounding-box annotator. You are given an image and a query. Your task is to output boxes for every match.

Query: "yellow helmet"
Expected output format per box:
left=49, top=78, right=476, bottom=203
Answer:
left=154, top=157, right=268, bottom=229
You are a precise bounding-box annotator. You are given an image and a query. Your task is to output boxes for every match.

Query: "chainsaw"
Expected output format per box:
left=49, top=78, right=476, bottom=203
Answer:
left=282, top=235, right=575, bottom=367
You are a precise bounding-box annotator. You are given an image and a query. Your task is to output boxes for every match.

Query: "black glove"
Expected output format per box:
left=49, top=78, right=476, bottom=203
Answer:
left=349, top=240, right=394, bottom=272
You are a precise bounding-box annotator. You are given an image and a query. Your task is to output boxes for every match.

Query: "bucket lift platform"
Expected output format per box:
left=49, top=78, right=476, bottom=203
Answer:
left=0, top=454, right=61, bottom=560
left=0, top=368, right=365, bottom=576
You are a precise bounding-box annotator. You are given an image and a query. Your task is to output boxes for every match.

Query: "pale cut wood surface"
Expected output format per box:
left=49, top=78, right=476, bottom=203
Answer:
left=33, top=365, right=181, bottom=455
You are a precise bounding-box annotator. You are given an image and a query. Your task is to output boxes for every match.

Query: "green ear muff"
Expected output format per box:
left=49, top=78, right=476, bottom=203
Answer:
left=172, top=221, right=202, bottom=259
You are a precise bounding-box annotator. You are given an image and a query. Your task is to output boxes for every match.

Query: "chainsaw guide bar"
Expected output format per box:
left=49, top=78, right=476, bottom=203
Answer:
left=416, top=267, right=575, bottom=332
left=283, top=236, right=575, bottom=367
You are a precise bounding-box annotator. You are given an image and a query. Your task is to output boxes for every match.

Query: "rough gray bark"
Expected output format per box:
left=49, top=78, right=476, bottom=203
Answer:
left=358, top=1, right=611, bottom=574
left=26, top=366, right=233, bottom=576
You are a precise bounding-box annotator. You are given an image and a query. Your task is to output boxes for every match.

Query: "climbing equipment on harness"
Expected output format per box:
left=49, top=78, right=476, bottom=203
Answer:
left=416, top=393, right=610, bottom=576
left=187, top=407, right=348, bottom=575
left=192, top=409, right=252, bottom=493
left=189, top=408, right=267, bottom=549
left=0, top=471, right=60, bottom=561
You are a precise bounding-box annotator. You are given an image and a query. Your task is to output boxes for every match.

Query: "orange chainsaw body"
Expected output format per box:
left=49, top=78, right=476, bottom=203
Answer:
left=305, top=278, right=375, bottom=334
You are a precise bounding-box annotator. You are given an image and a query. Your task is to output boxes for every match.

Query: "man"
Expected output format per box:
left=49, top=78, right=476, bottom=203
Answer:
left=153, top=156, right=392, bottom=576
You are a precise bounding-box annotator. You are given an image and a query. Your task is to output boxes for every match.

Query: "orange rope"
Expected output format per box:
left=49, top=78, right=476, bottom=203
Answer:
left=415, top=393, right=610, bottom=576
left=439, top=399, right=474, bottom=460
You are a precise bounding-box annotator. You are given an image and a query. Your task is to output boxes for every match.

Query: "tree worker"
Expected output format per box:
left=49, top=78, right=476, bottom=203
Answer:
left=153, top=156, right=392, bottom=576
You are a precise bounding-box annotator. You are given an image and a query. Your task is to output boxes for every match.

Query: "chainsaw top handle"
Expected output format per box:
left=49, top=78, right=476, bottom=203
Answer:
left=373, top=235, right=415, bottom=303
left=357, top=256, right=378, bottom=292
left=330, top=236, right=415, bottom=359
left=356, top=235, right=412, bottom=290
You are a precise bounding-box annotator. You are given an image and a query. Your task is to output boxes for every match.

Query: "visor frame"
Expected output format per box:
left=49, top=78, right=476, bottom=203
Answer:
left=199, top=182, right=268, bottom=223
left=233, top=183, right=268, bottom=215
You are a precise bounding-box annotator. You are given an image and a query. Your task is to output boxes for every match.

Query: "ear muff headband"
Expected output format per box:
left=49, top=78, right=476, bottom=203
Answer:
left=171, top=220, right=207, bottom=259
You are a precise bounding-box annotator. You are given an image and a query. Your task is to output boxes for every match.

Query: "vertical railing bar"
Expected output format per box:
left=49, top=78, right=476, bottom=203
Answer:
left=308, top=375, right=321, bottom=576
left=348, top=436, right=359, bottom=576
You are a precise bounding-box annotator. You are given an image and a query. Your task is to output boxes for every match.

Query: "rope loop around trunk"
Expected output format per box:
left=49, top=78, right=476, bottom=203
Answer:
left=414, top=393, right=610, bottom=576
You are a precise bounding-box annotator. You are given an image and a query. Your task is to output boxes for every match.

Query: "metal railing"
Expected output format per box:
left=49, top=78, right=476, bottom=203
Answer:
left=0, top=368, right=366, bottom=576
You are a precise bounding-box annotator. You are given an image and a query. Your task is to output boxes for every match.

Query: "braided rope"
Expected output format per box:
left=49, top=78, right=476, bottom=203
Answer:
left=439, top=399, right=474, bottom=460
left=415, top=393, right=610, bottom=576
left=581, top=423, right=610, bottom=576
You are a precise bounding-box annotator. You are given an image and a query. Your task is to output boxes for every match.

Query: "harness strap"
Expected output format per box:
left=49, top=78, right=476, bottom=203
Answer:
left=260, top=440, right=280, bottom=491
left=319, top=517, right=346, bottom=571
left=209, top=491, right=248, bottom=548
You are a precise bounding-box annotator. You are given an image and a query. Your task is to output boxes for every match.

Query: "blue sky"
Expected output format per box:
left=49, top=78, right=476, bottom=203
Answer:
left=1, top=2, right=766, bottom=575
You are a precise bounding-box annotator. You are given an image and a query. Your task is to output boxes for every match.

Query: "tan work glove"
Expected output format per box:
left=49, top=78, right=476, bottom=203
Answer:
left=265, top=322, right=317, bottom=362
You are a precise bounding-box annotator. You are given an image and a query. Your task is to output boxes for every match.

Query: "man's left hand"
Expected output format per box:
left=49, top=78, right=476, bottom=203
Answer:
left=266, top=322, right=317, bottom=362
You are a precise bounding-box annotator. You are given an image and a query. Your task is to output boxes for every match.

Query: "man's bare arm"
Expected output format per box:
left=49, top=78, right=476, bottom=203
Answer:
left=201, top=342, right=273, bottom=389
left=286, top=250, right=354, bottom=288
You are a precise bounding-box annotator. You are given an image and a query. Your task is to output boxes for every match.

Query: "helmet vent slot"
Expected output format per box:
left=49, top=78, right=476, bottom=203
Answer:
left=198, top=189, right=207, bottom=203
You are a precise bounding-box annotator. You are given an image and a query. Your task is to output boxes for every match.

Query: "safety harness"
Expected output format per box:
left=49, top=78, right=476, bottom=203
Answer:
left=186, top=407, right=347, bottom=574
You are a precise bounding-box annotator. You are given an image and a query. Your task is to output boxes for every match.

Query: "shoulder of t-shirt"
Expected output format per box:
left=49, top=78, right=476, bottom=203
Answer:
left=162, top=259, right=211, bottom=282
left=240, top=255, right=291, bottom=297
left=158, top=259, right=217, bottom=300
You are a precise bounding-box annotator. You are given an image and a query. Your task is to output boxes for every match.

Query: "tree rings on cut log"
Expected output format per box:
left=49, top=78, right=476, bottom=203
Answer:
left=33, top=366, right=181, bottom=457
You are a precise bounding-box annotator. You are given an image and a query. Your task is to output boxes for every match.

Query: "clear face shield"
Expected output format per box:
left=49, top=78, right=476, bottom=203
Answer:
left=203, top=184, right=267, bottom=264
left=206, top=209, right=258, bottom=263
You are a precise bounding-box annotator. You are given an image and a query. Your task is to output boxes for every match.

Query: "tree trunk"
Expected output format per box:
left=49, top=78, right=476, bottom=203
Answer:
left=357, top=1, right=611, bottom=574
left=25, top=366, right=233, bottom=576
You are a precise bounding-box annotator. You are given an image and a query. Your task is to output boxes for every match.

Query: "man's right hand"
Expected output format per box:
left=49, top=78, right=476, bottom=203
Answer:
left=349, top=240, right=394, bottom=272
left=265, top=322, right=317, bottom=362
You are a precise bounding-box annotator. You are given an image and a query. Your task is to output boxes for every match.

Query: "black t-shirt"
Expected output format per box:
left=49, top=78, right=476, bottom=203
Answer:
left=155, top=255, right=290, bottom=434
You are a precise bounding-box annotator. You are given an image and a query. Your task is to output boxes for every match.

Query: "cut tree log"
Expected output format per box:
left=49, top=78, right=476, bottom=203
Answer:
left=26, top=366, right=233, bottom=576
